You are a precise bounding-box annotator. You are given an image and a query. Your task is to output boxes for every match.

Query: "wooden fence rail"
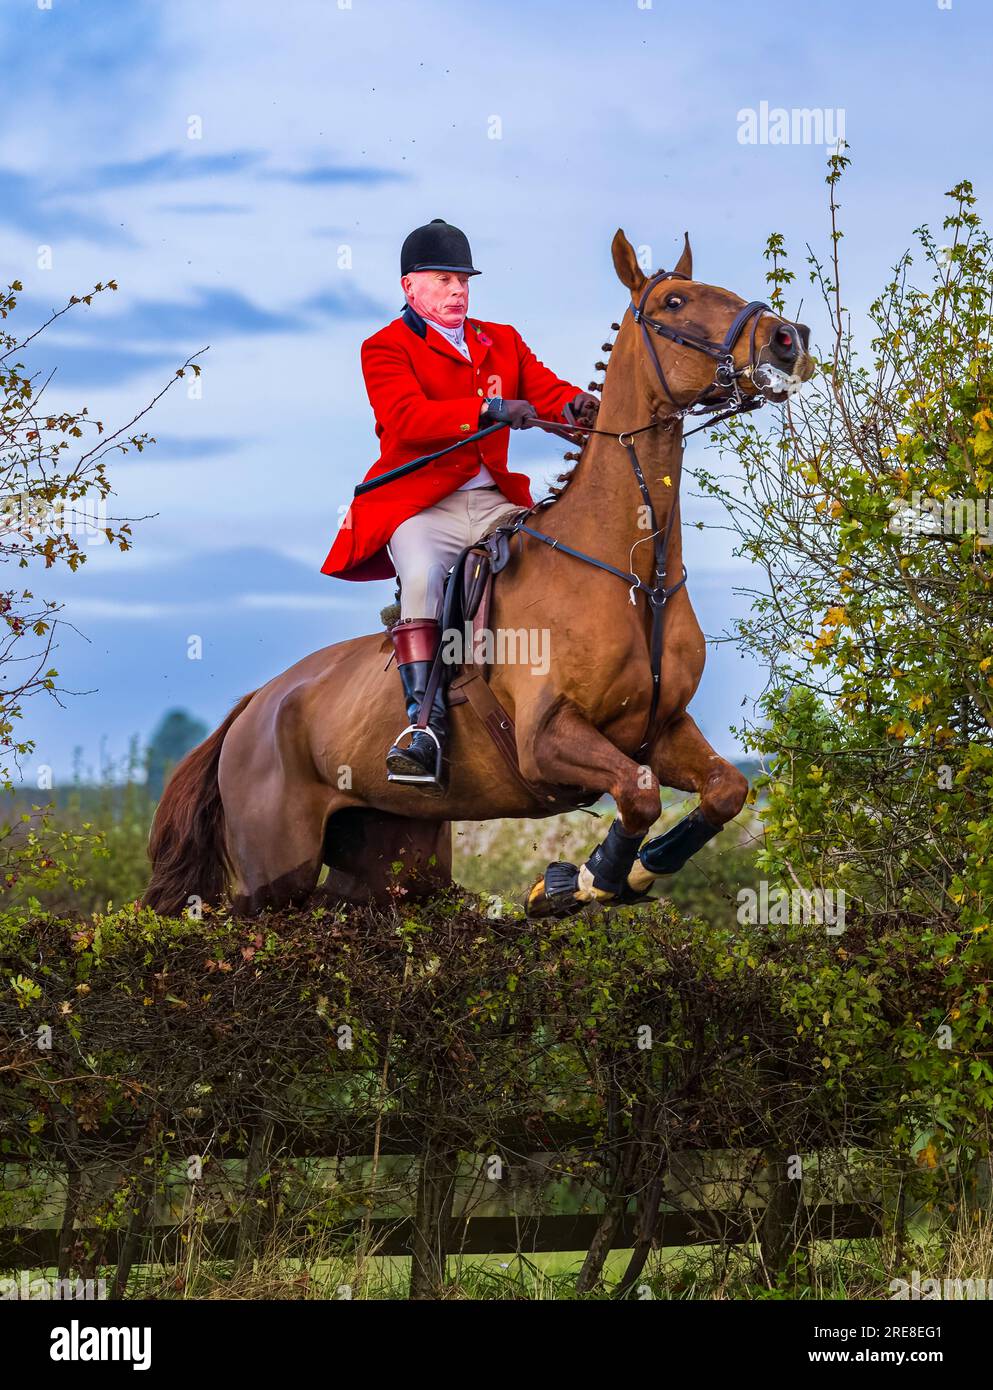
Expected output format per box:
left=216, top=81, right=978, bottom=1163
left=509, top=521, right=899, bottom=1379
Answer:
left=2, top=1123, right=882, bottom=1295
left=1, top=1203, right=878, bottom=1269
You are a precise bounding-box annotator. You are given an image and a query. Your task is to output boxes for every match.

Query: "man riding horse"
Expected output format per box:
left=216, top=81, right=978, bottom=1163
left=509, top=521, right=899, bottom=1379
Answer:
left=320, top=218, right=598, bottom=786
left=145, top=224, right=814, bottom=920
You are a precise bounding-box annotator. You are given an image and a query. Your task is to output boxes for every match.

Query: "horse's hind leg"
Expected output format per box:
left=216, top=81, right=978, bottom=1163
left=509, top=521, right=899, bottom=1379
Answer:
left=624, top=712, right=748, bottom=899
left=219, top=678, right=343, bottom=915
left=520, top=704, right=662, bottom=918
left=224, top=781, right=331, bottom=915
left=319, top=809, right=452, bottom=907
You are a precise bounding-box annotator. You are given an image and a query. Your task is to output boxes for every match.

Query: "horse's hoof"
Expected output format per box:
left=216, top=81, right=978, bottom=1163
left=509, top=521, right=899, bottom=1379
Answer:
left=526, top=862, right=583, bottom=919
left=613, top=885, right=655, bottom=906
left=525, top=877, right=562, bottom=918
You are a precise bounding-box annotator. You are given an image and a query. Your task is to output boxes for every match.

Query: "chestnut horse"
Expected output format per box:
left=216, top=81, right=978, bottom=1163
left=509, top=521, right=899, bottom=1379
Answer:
left=144, top=230, right=812, bottom=919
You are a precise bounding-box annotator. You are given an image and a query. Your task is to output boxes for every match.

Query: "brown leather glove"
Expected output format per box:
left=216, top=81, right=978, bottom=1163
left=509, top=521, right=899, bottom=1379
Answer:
left=563, top=391, right=600, bottom=429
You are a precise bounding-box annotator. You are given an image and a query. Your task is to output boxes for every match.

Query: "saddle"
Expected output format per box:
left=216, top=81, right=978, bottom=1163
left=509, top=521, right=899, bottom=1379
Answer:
left=410, top=515, right=596, bottom=811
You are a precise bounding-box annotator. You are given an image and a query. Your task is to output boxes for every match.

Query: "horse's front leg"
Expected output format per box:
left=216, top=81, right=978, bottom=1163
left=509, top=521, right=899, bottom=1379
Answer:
left=623, top=712, right=749, bottom=900
left=520, top=703, right=661, bottom=918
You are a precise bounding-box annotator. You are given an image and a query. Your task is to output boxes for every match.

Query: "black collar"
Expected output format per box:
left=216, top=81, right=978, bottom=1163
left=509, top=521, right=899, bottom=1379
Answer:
left=401, top=303, right=427, bottom=337
left=401, top=303, right=486, bottom=353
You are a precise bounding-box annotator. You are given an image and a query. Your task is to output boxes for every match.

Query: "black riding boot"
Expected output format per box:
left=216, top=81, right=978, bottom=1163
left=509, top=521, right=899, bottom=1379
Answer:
left=386, top=619, right=448, bottom=785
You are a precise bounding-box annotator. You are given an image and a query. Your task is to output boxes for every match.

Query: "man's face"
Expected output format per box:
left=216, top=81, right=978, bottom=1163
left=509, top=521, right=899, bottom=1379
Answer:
left=402, top=270, right=469, bottom=328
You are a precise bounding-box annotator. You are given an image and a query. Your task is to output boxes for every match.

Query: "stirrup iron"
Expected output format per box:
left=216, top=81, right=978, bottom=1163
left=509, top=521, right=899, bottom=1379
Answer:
left=385, top=723, right=444, bottom=785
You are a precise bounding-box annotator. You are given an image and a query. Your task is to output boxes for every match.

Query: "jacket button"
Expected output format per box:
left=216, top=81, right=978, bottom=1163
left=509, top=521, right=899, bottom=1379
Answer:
left=459, top=423, right=471, bottom=432
left=477, top=388, right=484, bottom=396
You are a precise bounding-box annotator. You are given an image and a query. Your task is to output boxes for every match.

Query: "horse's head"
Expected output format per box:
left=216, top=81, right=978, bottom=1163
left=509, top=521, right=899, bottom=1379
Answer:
left=610, top=229, right=814, bottom=414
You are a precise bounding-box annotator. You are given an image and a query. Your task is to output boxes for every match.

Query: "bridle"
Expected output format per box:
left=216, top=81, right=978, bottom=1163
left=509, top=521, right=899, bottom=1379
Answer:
left=630, top=267, right=782, bottom=415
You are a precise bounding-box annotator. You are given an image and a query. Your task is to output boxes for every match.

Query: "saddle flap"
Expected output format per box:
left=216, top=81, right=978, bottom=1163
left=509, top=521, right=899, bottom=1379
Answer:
left=485, top=523, right=517, bottom=574
left=486, top=514, right=525, bottom=572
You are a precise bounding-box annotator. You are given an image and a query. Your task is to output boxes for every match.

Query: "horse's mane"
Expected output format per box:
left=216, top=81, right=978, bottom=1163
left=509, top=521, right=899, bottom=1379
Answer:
left=544, top=445, right=586, bottom=502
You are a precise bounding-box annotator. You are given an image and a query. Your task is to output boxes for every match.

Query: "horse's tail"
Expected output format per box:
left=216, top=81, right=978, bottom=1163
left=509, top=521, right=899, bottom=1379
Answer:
left=143, top=691, right=256, bottom=915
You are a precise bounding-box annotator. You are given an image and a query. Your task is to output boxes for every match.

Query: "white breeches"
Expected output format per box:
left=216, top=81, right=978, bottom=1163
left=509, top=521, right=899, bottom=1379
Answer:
left=387, top=486, right=524, bottom=621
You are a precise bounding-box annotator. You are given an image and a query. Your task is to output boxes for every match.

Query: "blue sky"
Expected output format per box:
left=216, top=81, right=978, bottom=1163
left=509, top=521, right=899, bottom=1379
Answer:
left=2, top=0, right=990, bottom=781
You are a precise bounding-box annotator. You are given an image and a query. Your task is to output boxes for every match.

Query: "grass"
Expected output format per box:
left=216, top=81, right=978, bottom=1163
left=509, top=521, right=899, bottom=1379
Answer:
left=17, top=1234, right=983, bottom=1300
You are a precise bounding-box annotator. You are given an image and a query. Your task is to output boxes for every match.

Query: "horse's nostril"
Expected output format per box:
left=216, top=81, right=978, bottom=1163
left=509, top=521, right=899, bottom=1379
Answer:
left=772, top=325, right=798, bottom=360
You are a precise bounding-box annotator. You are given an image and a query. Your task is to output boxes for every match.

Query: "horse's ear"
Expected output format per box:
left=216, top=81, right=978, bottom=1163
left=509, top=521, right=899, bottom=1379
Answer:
left=611, top=229, right=646, bottom=295
left=674, top=232, right=693, bottom=279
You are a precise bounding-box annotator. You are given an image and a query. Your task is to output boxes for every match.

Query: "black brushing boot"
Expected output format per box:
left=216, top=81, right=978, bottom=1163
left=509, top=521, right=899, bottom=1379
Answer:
left=612, top=807, right=724, bottom=904
left=532, top=820, right=645, bottom=917
left=637, top=806, right=722, bottom=874
left=386, top=618, right=448, bottom=786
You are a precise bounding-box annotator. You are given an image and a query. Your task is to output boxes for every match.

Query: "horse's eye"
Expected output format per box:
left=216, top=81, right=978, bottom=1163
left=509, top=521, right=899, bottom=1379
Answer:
left=665, top=294, right=684, bottom=309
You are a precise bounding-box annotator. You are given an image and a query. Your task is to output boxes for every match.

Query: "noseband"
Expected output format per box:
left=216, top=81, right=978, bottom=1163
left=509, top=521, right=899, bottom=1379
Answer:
left=631, top=268, right=784, bottom=414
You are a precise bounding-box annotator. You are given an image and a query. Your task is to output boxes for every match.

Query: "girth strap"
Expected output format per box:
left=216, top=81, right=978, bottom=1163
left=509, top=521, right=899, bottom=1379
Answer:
left=447, top=669, right=596, bottom=809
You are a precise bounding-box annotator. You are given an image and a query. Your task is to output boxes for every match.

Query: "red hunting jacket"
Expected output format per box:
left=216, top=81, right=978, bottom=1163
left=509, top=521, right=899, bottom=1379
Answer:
left=320, top=305, right=583, bottom=581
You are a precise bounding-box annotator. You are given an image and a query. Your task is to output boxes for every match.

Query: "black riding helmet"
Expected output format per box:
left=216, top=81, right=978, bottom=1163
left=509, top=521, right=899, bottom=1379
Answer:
left=400, top=219, right=480, bottom=277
